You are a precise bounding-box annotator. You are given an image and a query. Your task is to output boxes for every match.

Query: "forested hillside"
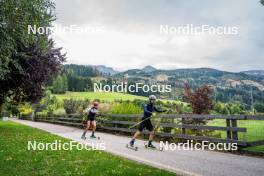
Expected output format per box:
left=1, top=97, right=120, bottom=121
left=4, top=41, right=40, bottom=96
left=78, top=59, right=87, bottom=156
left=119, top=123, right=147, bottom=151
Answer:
left=48, top=64, right=264, bottom=111
left=115, top=67, right=264, bottom=109
left=50, top=64, right=100, bottom=93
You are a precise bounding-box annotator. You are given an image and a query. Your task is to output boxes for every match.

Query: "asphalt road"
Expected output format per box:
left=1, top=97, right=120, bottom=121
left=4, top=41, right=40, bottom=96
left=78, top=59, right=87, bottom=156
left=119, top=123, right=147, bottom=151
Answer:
left=14, top=119, right=264, bottom=176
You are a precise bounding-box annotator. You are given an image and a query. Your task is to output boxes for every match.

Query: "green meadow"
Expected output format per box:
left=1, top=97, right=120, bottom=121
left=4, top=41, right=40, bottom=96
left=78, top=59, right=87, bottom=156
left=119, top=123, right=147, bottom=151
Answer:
left=209, top=119, right=264, bottom=152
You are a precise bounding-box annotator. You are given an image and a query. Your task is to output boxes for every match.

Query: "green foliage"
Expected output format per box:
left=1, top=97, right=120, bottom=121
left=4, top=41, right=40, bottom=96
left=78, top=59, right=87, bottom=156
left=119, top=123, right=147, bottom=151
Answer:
left=0, top=0, right=55, bottom=79
left=213, top=102, right=246, bottom=115
left=168, top=102, right=192, bottom=114
left=51, top=64, right=100, bottom=92
left=254, top=103, right=264, bottom=113
left=52, top=74, right=68, bottom=94
left=63, top=99, right=79, bottom=114
left=35, top=111, right=48, bottom=118
left=67, top=74, right=93, bottom=92
left=0, top=0, right=65, bottom=107
left=63, top=99, right=89, bottom=115
left=227, top=103, right=245, bottom=115
left=52, top=108, right=66, bottom=116
left=213, top=102, right=230, bottom=114
left=1, top=102, right=20, bottom=117
left=36, top=90, right=61, bottom=115
left=110, top=102, right=142, bottom=114
left=261, top=0, right=264, bottom=6
left=64, top=64, right=100, bottom=77
left=18, top=103, right=32, bottom=116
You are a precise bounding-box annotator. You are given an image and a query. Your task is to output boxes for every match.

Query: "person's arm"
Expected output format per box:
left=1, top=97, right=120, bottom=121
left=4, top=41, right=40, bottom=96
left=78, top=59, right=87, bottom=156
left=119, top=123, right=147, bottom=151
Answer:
left=154, top=106, right=166, bottom=113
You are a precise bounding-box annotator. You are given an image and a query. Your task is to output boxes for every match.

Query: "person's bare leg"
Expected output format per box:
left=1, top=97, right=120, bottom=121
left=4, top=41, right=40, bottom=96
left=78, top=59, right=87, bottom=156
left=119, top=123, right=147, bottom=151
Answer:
left=129, top=130, right=141, bottom=146
left=82, top=121, right=91, bottom=138
left=91, top=121, right=96, bottom=137
left=149, top=131, right=155, bottom=141
left=93, top=121, right=96, bottom=131
left=85, top=121, right=91, bottom=132
left=132, top=130, right=141, bottom=140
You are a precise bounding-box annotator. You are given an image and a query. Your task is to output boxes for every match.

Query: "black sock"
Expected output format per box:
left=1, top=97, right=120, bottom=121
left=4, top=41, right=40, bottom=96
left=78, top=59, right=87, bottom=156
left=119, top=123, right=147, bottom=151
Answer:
left=148, top=140, right=152, bottom=145
left=130, top=139, right=135, bottom=144
left=92, top=131, right=95, bottom=136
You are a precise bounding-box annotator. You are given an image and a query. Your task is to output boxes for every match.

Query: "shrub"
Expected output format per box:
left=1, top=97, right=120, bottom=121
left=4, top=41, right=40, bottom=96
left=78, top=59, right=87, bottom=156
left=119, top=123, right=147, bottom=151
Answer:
left=96, top=103, right=112, bottom=114
left=18, top=104, right=33, bottom=116
left=2, top=103, right=20, bottom=117
left=53, top=108, right=66, bottom=116
left=63, top=99, right=79, bottom=114
left=254, top=103, right=264, bottom=113
left=184, top=84, right=213, bottom=115
left=183, top=84, right=214, bottom=126
left=63, top=99, right=90, bottom=115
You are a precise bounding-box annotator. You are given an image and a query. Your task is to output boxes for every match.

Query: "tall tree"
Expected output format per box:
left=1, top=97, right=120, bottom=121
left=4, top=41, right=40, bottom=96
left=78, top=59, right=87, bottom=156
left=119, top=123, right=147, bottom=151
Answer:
left=52, top=74, right=68, bottom=94
left=0, top=0, right=65, bottom=113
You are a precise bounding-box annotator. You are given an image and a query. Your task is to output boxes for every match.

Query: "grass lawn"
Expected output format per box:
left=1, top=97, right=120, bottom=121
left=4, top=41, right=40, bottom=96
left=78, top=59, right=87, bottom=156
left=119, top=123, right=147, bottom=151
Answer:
left=54, top=91, right=147, bottom=102
left=0, top=121, right=175, bottom=176
left=208, top=119, right=264, bottom=152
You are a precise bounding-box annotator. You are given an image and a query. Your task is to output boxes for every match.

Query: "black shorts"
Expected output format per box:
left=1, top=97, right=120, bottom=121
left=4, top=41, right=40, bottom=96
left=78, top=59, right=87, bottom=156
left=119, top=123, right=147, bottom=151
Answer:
left=138, top=118, right=153, bottom=132
left=87, top=116, right=95, bottom=121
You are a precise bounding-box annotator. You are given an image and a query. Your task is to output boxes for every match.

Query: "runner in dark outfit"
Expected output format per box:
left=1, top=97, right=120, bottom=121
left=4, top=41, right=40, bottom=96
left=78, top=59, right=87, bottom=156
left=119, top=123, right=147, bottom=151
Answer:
left=81, top=102, right=99, bottom=139
left=129, top=95, right=166, bottom=149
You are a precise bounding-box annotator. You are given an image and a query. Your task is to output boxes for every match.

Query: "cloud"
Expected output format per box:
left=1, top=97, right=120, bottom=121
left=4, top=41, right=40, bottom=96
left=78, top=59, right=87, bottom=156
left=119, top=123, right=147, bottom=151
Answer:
left=53, top=0, right=264, bottom=72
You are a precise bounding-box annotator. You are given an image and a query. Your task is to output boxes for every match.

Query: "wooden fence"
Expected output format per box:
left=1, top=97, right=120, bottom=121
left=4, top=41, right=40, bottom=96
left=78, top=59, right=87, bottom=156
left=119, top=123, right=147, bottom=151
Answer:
left=21, top=114, right=264, bottom=148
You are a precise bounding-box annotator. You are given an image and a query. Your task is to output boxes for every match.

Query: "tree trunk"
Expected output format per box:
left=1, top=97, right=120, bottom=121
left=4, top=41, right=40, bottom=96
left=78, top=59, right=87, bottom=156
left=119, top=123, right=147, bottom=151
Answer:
left=0, top=94, right=5, bottom=117
left=0, top=104, right=3, bottom=118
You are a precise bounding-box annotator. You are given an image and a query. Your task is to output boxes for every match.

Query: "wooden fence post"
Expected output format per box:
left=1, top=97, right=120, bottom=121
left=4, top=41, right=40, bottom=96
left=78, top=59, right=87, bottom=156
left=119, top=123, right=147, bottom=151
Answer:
left=226, top=119, right=231, bottom=139
left=182, top=117, right=186, bottom=135
left=114, top=116, right=117, bottom=134
left=231, top=119, right=238, bottom=140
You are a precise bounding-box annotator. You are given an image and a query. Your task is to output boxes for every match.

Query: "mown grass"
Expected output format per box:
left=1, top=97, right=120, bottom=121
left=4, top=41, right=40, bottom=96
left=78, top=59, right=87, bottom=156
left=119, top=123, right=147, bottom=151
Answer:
left=208, top=119, right=264, bottom=152
left=0, top=121, right=176, bottom=176
left=53, top=91, right=147, bottom=102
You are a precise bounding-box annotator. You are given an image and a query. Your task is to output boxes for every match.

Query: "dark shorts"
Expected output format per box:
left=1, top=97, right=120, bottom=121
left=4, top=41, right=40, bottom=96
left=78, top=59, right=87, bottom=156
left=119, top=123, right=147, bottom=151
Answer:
left=138, top=118, right=153, bottom=132
left=87, top=116, right=95, bottom=122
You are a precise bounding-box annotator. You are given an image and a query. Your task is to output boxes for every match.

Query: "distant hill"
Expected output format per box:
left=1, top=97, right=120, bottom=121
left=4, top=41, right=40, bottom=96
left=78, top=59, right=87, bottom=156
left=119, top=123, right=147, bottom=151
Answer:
left=63, top=64, right=99, bottom=77
left=241, top=70, right=264, bottom=77
left=115, top=67, right=264, bottom=107
left=61, top=64, right=264, bottom=108
left=142, top=65, right=156, bottom=73
left=91, top=65, right=118, bottom=76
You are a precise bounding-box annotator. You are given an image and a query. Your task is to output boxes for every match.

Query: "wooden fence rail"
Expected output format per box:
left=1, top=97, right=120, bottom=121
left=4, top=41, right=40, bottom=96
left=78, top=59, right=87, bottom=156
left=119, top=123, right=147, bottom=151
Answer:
left=20, top=114, right=264, bottom=148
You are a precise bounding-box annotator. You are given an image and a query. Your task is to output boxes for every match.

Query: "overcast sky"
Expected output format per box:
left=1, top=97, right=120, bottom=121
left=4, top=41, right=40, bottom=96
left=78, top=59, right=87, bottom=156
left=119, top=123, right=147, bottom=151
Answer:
left=52, top=0, right=264, bottom=72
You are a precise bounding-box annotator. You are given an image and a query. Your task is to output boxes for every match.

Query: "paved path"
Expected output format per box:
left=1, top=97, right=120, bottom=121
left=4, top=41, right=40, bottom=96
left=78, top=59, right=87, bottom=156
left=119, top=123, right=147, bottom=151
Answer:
left=14, top=119, right=264, bottom=176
